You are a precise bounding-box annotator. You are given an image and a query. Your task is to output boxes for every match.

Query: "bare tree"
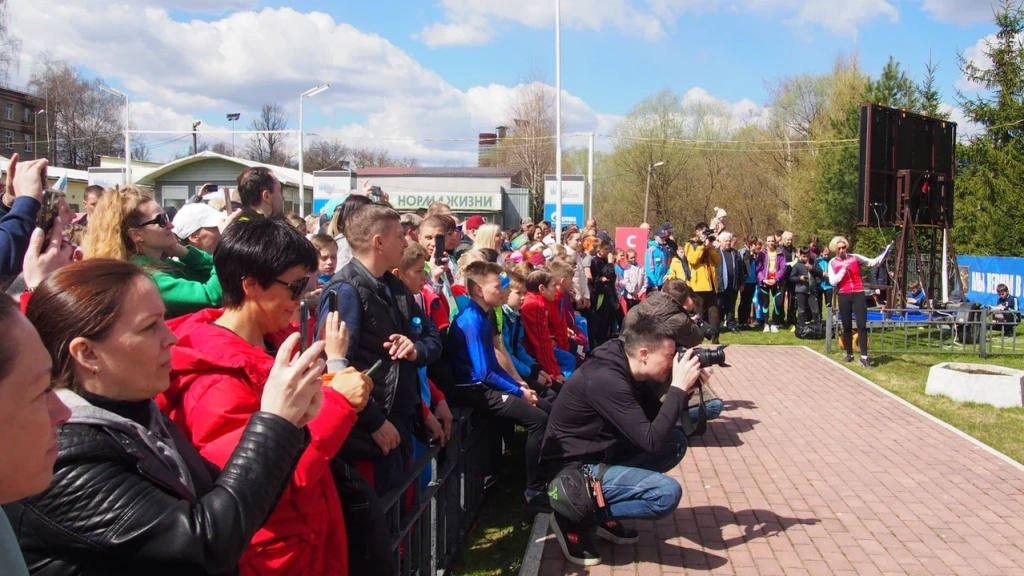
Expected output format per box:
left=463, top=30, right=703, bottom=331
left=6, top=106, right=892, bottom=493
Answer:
left=245, top=103, right=291, bottom=166
left=0, top=0, right=21, bottom=82
left=131, top=139, right=150, bottom=162
left=494, top=72, right=558, bottom=218
left=303, top=137, right=417, bottom=172
left=28, top=56, right=124, bottom=169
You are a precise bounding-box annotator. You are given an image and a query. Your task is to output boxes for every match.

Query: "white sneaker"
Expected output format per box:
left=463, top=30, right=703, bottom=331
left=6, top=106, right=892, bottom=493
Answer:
left=763, top=325, right=771, bottom=333
left=770, top=325, right=779, bottom=333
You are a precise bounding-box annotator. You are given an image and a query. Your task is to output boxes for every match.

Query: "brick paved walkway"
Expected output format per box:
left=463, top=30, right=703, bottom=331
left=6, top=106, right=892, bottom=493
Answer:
left=534, top=346, right=1024, bottom=576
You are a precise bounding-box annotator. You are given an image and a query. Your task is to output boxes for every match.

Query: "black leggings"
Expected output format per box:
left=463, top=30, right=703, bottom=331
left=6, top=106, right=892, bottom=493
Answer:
left=837, top=291, right=868, bottom=357
left=453, top=387, right=551, bottom=492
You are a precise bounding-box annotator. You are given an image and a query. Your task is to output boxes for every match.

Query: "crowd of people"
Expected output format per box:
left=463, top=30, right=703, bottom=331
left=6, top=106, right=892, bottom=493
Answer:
left=0, top=152, right=999, bottom=572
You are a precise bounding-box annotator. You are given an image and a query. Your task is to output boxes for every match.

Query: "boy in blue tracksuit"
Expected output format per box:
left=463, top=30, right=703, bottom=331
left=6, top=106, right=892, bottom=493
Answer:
left=646, top=229, right=672, bottom=292
left=447, top=260, right=552, bottom=505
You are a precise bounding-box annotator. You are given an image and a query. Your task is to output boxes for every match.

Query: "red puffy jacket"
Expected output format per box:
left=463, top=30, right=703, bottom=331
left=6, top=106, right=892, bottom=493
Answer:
left=158, top=308, right=357, bottom=576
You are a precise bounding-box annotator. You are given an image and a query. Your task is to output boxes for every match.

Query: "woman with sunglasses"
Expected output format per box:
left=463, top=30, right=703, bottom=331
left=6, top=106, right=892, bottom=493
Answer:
left=5, top=258, right=330, bottom=575
left=161, top=216, right=370, bottom=576
left=83, top=186, right=222, bottom=318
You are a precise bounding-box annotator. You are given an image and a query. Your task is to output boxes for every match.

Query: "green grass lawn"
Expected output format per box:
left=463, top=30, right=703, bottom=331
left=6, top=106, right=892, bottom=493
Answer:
left=449, top=326, right=1024, bottom=575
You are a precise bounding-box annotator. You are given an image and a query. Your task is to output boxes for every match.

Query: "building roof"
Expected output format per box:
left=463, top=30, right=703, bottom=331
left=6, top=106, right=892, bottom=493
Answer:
left=135, top=151, right=313, bottom=190
left=0, top=156, right=89, bottom=183
left=355, top=166, right=518, bottom=178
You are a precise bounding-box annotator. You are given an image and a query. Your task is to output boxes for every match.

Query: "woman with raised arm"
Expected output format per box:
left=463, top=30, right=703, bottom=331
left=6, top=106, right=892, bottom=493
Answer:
left=3, top=259, right=329, bottom=575
left=827, top=236, right=891, bottom=368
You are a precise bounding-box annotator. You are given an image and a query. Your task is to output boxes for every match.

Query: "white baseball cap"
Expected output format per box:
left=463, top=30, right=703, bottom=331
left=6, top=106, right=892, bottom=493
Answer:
left=173, top=203, right=225, bottom=239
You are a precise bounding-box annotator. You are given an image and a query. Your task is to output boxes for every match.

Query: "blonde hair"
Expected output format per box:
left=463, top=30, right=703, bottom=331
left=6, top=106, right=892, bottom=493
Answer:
left=828, top=236, right=850, bottom=253
left=455, top=249, right=488, bottom=285
left=83, top=186, right=154, bottom=261
left=472, top=223, right=502, bottom=252
left=548, top=244, right=567, bottom=257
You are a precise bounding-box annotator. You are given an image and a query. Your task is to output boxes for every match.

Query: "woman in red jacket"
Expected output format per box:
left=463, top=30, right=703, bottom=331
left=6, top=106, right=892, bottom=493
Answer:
left=159, top=217, right=369, bottom=576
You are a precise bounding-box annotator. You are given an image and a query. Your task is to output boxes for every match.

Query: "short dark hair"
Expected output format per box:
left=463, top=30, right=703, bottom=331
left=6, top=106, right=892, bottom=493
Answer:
left=463, top=261, right=502, bottom=294
left=214, top=217, right=317, bottom=308
left=662, top=279, right=698, bottom=311
left=695, top=222, right=708, bottom=232
left=525, top=270, right=552, bottom=293
left=479, top=248, right=499, bottom=263
left=328, top=194, right=373, bottom=237
left=84, top=185, right=105, bottom=201
left=621, top=305, right=678, bottom=356
left=236, top=166, right=276, bottom=209
left=998, top=283, right=1009, bottom=293
left=400, top=243, right=429, bottom=272
left=798, top=246, right=810, bottom=257
left=414, top=207, right=428, bottom=218
left=346, top=204, right=401, bottom=254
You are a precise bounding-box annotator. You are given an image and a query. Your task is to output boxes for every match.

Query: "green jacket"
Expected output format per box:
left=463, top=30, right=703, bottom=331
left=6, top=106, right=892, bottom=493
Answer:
left=133, top=246, right=222, bottom=318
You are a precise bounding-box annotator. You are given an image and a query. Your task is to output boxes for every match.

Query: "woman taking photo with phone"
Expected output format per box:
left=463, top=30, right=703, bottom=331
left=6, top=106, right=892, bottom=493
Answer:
left=83, top=186, right=223, bottom=318
left=827, top=236, right=891, bottom=368
left=160, top=216, right=371, bottom=576
left=3, top=259, right=328, bottom=575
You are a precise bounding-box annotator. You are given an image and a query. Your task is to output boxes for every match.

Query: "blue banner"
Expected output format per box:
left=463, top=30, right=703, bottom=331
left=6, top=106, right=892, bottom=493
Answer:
left=544, top=203, right=585, bottom=229
left=958, top=255, right=1024, bottom=306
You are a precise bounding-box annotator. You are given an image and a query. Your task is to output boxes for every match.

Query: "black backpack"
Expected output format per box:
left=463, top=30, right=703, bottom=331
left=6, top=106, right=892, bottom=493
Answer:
left=795, top=321, right=826, bottom=340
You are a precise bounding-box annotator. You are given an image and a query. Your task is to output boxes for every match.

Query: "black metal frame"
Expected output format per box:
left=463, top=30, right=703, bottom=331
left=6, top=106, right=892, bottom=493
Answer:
left=379, top=408, right=494, bottom=576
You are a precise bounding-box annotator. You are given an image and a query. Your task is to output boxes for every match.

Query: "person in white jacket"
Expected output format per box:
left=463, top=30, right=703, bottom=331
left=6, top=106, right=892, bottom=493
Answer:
left=565, top=232, right=591, bottom=309
left=621, top=249, right=648, bottom=311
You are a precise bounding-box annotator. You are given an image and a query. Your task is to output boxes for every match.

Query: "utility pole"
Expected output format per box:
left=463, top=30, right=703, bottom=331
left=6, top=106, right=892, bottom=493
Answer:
left=554, top=0, right=563, bottom=243
left=227, top=113, right=240, bottom=157
left=587, top=132, right=594, bottom=221
left=192, top=121, right=202, bottom=155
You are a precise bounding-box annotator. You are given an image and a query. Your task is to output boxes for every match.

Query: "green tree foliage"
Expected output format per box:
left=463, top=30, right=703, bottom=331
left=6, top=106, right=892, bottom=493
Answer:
left=954, top=0, right=1024, bottom=256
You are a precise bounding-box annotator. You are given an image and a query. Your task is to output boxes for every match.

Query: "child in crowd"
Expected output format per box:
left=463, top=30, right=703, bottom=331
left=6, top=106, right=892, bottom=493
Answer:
left=503, top=271, right=559, bottom=397
left=788, top=246, right=821, bottom=324
left=521, top=270, right=572, bottom=382
left=549, top=259, right=588, bottom=360
left=447, top=261, right=552, bottom=506
left=906, top=280, right=925, bottom=309
left=310, top=233, right=339, bottom=286
left=620, top=249, right=647, bottom=311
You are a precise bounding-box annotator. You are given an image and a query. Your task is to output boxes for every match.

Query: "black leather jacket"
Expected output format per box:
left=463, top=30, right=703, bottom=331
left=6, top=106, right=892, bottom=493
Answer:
left=3, top=406, right=307, bottom=576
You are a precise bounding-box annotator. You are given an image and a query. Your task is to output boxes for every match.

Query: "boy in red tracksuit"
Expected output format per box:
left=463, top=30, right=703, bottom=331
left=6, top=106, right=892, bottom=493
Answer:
left=548, top=259, right=587, bottom=358
left=521, top=270, right=568, bottom=385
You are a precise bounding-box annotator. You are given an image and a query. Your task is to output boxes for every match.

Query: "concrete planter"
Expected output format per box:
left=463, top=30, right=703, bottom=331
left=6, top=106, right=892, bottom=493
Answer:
left=926, top=363, right=1024, bottom=408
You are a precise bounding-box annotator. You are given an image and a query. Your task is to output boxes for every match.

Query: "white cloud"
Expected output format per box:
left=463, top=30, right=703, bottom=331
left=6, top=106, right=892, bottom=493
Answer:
left=940, top=103, right=982, bottom=139
left=916, top=0, right=1001, bottom=24
left=955, top=32, right=1024, bottom=94
left=416, top=0, right=902, bottom=47
left=10, top=1, right=636, bottom=165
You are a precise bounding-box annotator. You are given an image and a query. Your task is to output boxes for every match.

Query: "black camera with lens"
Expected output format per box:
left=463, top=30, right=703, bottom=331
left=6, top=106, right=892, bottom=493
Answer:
left=678, top=345, right=729, bottom=368
left=690, top=314, right=719, bottom=341
left=701, top=230, right=716, bottom=243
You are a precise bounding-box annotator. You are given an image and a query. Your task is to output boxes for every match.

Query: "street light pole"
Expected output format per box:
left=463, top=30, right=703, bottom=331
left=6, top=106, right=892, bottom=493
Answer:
left=226, top=113, right=240, bottom=157
left=298, top=84, right=330, bottom=218
left=587, top=132, right=594, bottom=221
left=643, top=161, right=665, bottom=226
left=34, top=109, right=45, bottom=160
left=554, top=0, right=563, bottom=243
left=99, top=85, right=131, bottom=183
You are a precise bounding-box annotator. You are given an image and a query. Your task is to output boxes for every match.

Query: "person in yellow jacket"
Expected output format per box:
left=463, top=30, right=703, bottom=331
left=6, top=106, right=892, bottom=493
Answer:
left=684, top=222, right=722, bottom=342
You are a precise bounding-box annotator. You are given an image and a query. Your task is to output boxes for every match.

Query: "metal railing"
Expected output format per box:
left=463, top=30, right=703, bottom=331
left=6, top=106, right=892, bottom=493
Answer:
left=825, top=305, right=1022, bottom=357
left=380, top=408, right=496, bottom=576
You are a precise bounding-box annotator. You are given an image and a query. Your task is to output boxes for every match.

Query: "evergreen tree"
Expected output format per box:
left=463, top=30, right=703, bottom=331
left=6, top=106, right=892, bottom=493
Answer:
left=868, top=56, right=921, bottom=112
left=954, top=0, right=1024, bottom=256
left=918, top=51, right=948, bottom=119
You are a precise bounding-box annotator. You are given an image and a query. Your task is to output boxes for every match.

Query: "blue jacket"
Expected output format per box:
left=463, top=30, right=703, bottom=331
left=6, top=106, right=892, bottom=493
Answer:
left=646, top=239, right=671, bottom=288
left=501, top=304, right=538, bottom=379
left=0, top=197, right=40, bottom=278
left=449, top=300, right=523, bottom=397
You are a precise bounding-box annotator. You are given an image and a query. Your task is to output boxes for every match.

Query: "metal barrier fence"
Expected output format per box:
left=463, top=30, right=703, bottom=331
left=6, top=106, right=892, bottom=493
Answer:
left=825, top=305, right=1022, bottom=358
left=379, top=408, right=495, bottom=576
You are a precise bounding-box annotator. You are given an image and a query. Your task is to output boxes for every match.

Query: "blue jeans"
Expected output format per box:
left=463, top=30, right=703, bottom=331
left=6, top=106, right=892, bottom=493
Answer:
left=589, top=429, right=686, bottom=522
left=688, top=398, right=724, bottom=423
left=554, top=347, right=576, bottom=378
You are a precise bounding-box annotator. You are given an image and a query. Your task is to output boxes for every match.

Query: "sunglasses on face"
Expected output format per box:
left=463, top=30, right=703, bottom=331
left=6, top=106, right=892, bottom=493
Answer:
left=137, top=213, right=171, bottom=228
left=273, top=276, right=310, bottom=301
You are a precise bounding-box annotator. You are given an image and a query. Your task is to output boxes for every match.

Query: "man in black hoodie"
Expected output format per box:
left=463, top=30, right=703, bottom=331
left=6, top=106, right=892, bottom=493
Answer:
left=539, top=299, right=709, bottom=566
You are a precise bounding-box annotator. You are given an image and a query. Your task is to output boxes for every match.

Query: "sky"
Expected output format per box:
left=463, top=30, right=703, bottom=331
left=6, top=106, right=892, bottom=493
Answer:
left=13, top=0, right=1004, bottom=165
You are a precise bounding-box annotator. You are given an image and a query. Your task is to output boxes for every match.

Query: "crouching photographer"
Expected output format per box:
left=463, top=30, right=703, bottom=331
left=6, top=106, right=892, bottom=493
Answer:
left=538, top=298, right=713, bottom=566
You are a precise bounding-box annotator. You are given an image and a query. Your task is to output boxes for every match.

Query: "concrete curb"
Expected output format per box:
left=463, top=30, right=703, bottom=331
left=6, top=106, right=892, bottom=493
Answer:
left=518, top=512, right=549, bottom=576
left=800, top=345, right=1024, bottom=474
